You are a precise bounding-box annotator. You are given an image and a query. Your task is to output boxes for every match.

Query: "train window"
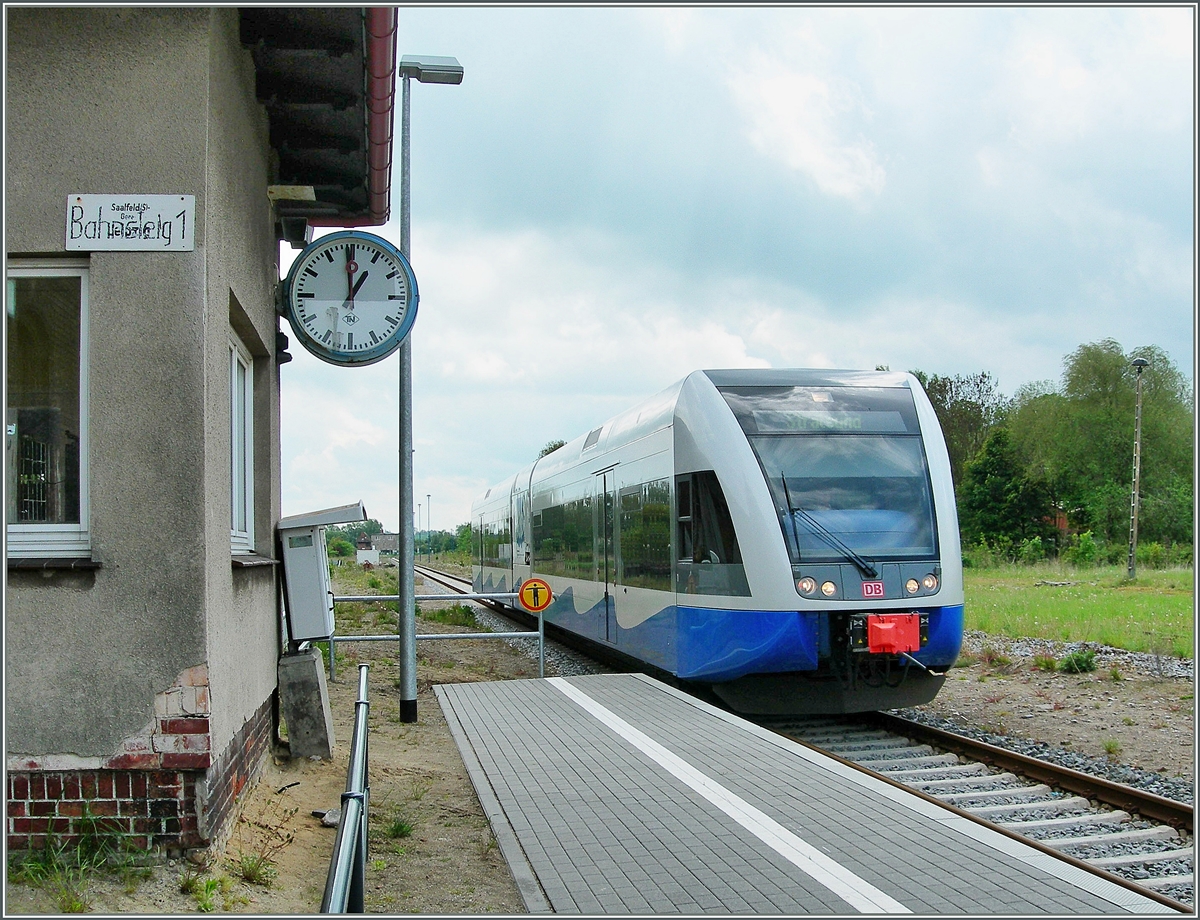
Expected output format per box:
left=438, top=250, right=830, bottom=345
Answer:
left=675, top=472, right=750, bottom=596
left=618, top=479, right=671, bottom=591
left=531, top=481, right=593, bottom=578
left=582, top=427, right=602, bottom=451
left=719, top=386, right=921, bottom=436
left=720, top=387, right=938, bottom=563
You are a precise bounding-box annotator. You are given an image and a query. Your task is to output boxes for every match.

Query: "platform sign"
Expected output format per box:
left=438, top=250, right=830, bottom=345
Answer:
left=519, top=578, right=553, bottom=613
left=66, top=194, right=195, bottom=251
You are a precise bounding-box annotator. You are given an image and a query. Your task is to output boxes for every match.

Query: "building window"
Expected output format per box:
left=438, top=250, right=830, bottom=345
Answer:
left=230, top=337, right=254, bottom=554
left=6, top=261, right=90, bottom=557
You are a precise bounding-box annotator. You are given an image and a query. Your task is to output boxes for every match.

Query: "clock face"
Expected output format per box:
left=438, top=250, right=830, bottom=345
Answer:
left=284, top=231, right=418, bottom=367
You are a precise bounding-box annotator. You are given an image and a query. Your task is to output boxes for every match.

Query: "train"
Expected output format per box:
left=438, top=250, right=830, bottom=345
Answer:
left=471, top=368, right=964, bottom=714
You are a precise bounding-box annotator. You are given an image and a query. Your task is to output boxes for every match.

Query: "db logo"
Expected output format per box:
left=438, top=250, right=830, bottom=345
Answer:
left=862, top=581, right=885, bottom=599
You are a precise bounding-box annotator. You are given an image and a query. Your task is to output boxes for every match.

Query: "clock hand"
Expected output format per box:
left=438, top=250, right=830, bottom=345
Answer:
left=345, top=245, right=357, bottom=305
left=351, top=271, right=368, bottom=298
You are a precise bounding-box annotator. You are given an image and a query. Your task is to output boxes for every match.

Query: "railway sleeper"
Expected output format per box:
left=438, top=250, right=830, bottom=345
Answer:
left=1088, top=848, right=1196, bottom=869
left=853, top=751, right=958, bottom=770
left=815, top=738, right=919, bottom=754
left=1138, top=874, right=1194, bottom=891
left=999, top=807, right=1129, bottom=832
left=968, top=794, right=1092, bottom=820
left=1040, top=824, right=1177, bottom=850
left=882, top=762, right=989, bottom=782
left=909, top=772, right=1020, bottom=793
left=938, top=783, right=1054, bottom=806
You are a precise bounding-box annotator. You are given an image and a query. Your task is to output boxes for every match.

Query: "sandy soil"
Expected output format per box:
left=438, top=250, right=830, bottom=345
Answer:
left=6, top=579, right=1193, bottom=914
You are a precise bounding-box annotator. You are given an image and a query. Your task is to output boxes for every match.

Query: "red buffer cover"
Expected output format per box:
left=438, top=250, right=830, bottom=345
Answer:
left=867, top=614, right=921, bottom=654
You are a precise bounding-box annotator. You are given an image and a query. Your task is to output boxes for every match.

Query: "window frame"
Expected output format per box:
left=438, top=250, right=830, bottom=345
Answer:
left=229, top=334, right=255, bottom=554
left=6, top=259, right=91, bottom=558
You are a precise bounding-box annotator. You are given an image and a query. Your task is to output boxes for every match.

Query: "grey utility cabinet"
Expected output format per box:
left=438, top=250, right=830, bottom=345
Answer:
left=278, top=501, right=367, bottom=641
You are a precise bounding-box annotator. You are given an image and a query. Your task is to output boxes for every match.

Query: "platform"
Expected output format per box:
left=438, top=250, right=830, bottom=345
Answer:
left=436, top=673, right=1172, bottom=915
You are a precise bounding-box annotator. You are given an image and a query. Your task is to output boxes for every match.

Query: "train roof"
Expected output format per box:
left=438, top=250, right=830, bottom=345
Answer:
left=473, top=368, right=921, bottom=504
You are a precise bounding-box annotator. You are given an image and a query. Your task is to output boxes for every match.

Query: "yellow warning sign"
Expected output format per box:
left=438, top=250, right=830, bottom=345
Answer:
left=519, top=577, right=553, bottom=613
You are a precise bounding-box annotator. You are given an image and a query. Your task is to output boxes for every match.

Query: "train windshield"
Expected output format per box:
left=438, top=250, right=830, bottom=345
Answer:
left=719, top=385, right=938, bottom=564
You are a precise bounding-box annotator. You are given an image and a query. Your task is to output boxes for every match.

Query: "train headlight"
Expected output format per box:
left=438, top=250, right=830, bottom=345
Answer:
left=797, top=577, right=817, bottom=595
left=922, top=574, right=939, bottom=591
left=905, top=578, right=920, bottom=594
left=821, top=581, right=837, bottom=597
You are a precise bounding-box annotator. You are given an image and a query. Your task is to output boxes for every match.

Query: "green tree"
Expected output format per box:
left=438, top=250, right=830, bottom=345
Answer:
left=455, top=522, right=473, bottom=554
left=538, top=439, right=566, bottom=458
left=911, top=370, right=1008, bottom=488
left=327, top=537, right=355, bottom=558
left=326, top=518, right=385, bottom=545
left=1008, top=339, right=1193, bottom=546
left=958, top=428, right=1053, bottom=548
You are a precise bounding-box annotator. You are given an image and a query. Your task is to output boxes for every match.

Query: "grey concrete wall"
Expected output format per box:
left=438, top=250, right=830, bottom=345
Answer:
left=199, top=9, right=282, bottom=758
left=5, top=8, right=280, bottom=763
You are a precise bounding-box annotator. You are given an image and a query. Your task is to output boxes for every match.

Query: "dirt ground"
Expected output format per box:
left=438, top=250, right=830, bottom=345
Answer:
left=913, top=633, right=1195, bottom=779
left=6, top=579, right=1194, bottom=914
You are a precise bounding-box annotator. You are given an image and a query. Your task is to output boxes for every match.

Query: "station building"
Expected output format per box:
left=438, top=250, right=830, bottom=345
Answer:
left=5, top=7, right=398, bottom=855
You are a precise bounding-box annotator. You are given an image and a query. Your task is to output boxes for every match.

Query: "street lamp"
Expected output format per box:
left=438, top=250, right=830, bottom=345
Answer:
left=397, top=54, right=463, bottom=724
left=1126, top=357, right=1150, bottom=580
left=427, top=493, right=431, bottom=562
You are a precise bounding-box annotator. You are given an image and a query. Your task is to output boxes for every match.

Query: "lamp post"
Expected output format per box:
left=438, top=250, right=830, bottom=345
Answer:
left=427, top=493, right=431, bottom=562
left=397, top=54, right=463, bottom=723
left=1126, top=357, right=1150, bottom=580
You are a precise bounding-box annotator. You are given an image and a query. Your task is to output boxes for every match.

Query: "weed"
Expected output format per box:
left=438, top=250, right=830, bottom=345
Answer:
left=179, top=865, right=204, bottom=895
left=195, top=876, right=220, bottom=912
left=1122, top=717, right=1135, bottom=726
left=1033, top=655, right=1057, bottom=672
left=228, top=787, right=297, bottom=890
left=1109, top=667, right=1122, bottom=681
left=1103, top=739, right=1122, bottom=760
left=1059, top=649, right=1097, bottom=673
left=234, top=851, right=278, bottom=887
left=371, top=858, right=387, bottom=871
left=979, top=646, right=1012, bottom=668
left=954, top=652, right=979, bottom=668
left=386, top=816, right=414, bottom=839
left=983, top=692, right=1005, bottom=704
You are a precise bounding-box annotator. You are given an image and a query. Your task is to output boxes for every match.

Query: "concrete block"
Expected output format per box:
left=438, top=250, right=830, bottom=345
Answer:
left=277, top=650, right=335, bottom=759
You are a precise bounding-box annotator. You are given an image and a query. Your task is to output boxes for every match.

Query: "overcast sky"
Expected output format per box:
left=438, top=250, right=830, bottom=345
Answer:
left=280, top=6, right=1195, bottom=534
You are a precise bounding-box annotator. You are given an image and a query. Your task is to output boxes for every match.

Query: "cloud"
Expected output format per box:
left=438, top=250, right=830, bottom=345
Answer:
left=726, top=55, right=886, bottom=201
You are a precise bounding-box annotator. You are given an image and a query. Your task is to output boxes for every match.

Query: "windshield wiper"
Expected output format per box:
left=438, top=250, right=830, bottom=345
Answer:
left=780, top=473, right=878, bottom=579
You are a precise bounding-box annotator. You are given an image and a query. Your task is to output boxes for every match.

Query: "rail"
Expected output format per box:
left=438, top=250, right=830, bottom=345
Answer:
left=325, top=588, right=544, bottom=681
left=320, top=664, right=371, bottom=914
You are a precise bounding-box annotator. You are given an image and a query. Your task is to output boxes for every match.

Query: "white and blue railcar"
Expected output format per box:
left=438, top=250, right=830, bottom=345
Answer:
left=472, top=369, right=964, bottom=714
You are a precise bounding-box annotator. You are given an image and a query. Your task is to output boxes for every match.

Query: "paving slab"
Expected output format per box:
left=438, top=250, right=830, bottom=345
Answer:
left=437, top=673, right=1174, bottom=915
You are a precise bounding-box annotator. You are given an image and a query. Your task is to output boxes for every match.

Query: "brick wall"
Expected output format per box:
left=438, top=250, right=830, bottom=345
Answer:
left=7, top=693, right=274, bottom=857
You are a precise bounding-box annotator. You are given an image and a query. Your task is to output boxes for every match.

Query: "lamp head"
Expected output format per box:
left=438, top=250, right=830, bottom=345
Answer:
left=399, top=55, right=464, bottom=85
left=1131, top=357, right=1150, bottom=372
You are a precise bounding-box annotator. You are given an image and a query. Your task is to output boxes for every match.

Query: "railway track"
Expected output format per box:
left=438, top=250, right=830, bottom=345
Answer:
left=415, top=563, right=1194, bottom=912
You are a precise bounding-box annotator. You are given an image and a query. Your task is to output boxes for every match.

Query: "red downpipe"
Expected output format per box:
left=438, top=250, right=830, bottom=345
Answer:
left=311, top=7, right=397, bottom=227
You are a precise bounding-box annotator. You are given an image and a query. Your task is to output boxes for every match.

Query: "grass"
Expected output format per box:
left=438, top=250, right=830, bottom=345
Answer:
left=963, top=562, right=1193, bottom=657
left=420, top=603, right=477, bottom=628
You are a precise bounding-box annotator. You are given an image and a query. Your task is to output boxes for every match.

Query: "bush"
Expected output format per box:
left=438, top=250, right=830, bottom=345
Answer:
left=1017, top=536, right=1044, bottom=564
left=1062, top=531, right=1098, bottom=567
left=1059, top=648, right=1097, bottom=673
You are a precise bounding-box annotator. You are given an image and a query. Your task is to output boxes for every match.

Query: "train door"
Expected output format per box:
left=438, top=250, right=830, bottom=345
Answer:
left=594, top=469, right=617, bottom=643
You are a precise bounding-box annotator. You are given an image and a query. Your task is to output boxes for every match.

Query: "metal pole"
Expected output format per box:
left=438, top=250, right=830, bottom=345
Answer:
left=397, top=72, right=418, bottom=723
left=1126, top=362, right=1147, bottom=580
left=427, top=493, right=431, bottom=562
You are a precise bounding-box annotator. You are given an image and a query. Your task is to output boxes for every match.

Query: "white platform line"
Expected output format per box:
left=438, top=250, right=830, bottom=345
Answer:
left=548, top=677, right=910, bottom=914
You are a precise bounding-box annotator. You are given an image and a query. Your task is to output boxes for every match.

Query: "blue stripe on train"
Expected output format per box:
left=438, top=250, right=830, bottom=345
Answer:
left=669, top=604, right=964, bottom=682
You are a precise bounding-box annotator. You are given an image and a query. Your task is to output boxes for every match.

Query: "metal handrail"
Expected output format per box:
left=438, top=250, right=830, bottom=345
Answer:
left=320, top=664, right=370, bottom=913
left=326, top=591, right=544, bottom=682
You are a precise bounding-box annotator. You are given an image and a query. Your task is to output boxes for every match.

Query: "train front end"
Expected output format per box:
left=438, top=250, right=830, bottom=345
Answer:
left=680, top=370, right=964, bottom=714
